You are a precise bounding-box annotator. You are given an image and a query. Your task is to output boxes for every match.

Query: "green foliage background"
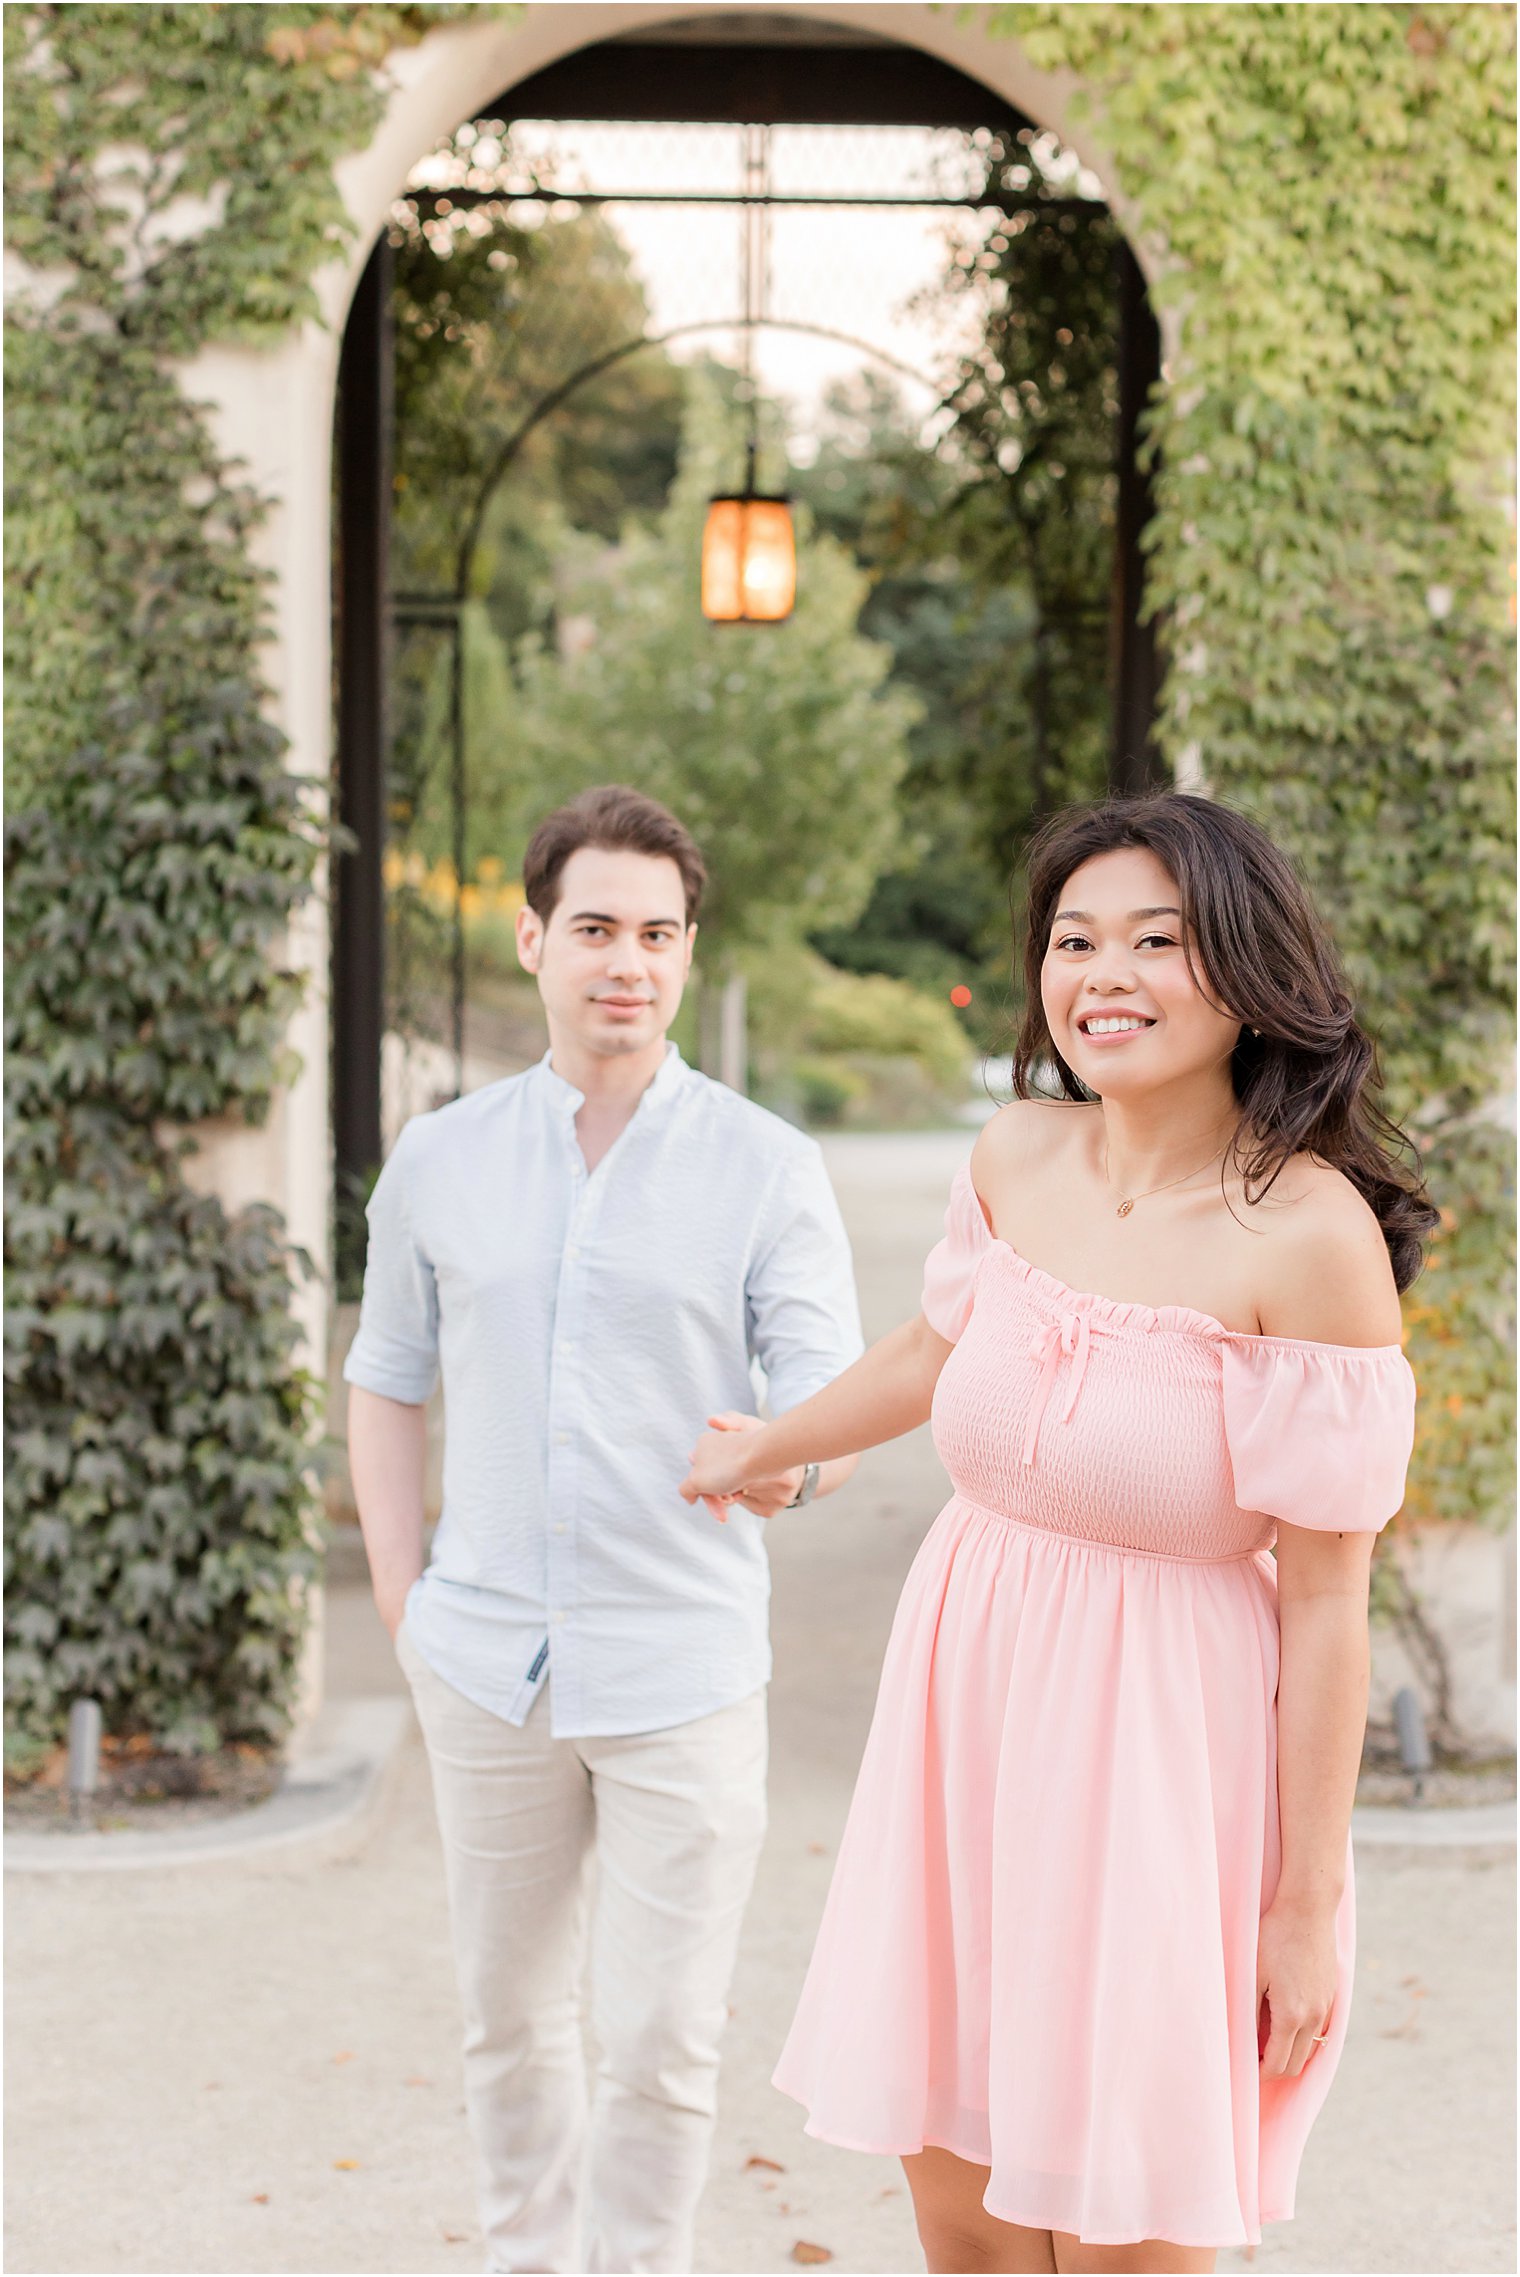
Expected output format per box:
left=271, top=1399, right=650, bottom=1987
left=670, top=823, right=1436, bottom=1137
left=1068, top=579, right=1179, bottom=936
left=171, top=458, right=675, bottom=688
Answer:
left=4, top=3, right=1513, bottom=1750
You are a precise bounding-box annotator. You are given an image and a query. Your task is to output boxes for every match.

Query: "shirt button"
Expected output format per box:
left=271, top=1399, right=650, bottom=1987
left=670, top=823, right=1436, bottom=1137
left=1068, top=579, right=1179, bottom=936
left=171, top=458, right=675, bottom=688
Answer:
left=555, top=1433, right=570, bottom=1447
left=566, top=1245, right=581, bottom=1261
left=553, top=1523, right=567, bottom=1536
left=554, top=1610, right=568, bottom=1626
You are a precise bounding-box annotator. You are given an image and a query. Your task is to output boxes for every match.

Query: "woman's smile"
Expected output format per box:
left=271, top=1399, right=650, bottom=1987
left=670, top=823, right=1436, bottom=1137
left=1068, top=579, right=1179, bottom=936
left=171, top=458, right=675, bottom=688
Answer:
left=1074, top=1009, right=1157, bottom=1044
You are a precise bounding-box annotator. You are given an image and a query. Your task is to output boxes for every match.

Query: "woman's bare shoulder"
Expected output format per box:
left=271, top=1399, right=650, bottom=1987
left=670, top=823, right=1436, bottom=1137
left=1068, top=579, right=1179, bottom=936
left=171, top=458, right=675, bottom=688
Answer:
left=1247, top=1153, right=1402, bottom=1346
left=972, top=1095, right=1097, bottom=1182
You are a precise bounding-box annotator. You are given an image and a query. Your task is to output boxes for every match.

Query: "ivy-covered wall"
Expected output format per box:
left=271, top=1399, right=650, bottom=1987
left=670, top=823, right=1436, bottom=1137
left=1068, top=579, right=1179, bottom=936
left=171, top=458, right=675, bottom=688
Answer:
left=3, top=4, right=478, bottom=1752
left=4, top=3, right=1513, bottom=1753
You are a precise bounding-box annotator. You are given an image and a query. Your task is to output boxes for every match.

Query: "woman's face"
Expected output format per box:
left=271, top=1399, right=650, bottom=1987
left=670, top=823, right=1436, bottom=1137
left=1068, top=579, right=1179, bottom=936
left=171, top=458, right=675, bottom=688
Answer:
left=1040, top=846, right=1243, bottom=1099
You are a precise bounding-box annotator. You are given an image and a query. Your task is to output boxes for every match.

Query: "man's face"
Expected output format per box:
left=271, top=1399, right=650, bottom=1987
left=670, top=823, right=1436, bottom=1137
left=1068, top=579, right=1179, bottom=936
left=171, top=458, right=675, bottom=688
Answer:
left=515, top=845, right=695, bottom=1061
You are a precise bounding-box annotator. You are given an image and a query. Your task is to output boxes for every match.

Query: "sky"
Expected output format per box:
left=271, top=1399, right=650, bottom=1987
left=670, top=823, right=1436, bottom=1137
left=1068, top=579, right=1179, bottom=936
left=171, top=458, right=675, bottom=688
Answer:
left=408, top=120, right=1103, bottom=460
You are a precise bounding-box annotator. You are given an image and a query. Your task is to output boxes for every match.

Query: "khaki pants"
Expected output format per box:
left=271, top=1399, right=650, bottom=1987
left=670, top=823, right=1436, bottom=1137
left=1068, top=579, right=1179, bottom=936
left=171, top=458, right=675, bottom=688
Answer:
left=398, top=1624, right=768, bottom=2275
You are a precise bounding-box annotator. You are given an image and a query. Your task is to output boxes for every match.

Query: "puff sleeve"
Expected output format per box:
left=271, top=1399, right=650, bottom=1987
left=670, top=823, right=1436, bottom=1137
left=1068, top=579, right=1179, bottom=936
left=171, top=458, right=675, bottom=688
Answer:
left=1221, top=1338, right=1416, bottom=1533
left=921, top=1163, right=994, bottom=1344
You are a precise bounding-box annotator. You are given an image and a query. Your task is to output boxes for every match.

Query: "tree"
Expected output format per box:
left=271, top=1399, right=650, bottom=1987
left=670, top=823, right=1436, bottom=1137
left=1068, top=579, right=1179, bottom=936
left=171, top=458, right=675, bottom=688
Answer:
left=792, top=375, right=1023, bottom=1038
left=382, top=162, right=695, bottom=1051
left=933, top=131, right=1121, bottom=853
left=390, top=177, right=687, bottom=631
left=482, top=378, right=920, bottom=979
left=789, top=135, right=1123, bottom=1041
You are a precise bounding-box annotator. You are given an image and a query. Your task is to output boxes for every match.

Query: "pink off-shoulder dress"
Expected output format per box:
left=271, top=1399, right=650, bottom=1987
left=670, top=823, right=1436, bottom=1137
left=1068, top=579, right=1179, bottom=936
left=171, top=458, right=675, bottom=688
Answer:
left=773, top=1163, right=1417, bottom=2250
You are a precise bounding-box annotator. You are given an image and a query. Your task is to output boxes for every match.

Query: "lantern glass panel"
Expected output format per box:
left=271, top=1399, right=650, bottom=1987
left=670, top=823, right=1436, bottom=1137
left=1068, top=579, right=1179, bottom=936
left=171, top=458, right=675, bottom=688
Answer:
left=739, top=500, right=796, bottom=621
left=701, top=499, right=745, bottom=621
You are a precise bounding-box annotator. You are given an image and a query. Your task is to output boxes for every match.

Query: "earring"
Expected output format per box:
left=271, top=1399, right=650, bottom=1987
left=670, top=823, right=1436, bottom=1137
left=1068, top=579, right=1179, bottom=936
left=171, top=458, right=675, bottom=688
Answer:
left=1250, top=1027, right=1261, bottom=1037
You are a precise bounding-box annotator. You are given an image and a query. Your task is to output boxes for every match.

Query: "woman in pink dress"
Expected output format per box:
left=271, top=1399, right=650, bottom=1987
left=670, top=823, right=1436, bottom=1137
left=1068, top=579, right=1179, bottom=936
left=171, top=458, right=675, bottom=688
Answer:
left=682, top=794, right=1428, bottom=2276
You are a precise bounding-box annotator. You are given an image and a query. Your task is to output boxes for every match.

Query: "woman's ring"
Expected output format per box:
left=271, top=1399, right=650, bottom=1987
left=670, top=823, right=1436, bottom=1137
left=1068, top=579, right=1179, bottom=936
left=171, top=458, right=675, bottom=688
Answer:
left=1311, top=2032, right=1330, bottom=2043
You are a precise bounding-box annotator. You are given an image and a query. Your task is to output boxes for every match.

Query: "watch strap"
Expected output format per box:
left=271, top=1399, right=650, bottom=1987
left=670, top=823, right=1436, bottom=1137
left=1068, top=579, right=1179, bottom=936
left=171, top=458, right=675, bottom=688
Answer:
left=785, top=1461, right=821, bottom=1510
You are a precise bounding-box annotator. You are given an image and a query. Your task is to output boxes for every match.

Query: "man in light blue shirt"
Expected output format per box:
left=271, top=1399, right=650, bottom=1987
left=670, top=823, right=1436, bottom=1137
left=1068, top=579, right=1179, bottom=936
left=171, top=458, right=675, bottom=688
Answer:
left=346, top=785, right=862, bottom=2275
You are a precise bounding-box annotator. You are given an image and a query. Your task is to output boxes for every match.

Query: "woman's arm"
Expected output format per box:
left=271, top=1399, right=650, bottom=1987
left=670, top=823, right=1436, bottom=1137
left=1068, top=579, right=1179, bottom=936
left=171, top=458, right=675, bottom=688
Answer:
left=680, top=1312, right=953, bottom=1511
left=1257, top=1522, right=1375, bottom=2076
left=1254, top=1168, right=1399, bottom=2076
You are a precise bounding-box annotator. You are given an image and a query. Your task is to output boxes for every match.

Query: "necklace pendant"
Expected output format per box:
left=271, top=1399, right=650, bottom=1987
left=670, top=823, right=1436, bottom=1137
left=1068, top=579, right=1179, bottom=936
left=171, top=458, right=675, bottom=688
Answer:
left=1116, top=1198, right=1134, bottom=1218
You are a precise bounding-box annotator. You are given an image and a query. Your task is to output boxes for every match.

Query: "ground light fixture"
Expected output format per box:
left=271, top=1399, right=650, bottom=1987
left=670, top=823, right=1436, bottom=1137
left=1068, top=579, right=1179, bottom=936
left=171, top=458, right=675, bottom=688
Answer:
left=68, top=1696, right=101, bottom=1824
left=702, top=123, right=796, bottom=626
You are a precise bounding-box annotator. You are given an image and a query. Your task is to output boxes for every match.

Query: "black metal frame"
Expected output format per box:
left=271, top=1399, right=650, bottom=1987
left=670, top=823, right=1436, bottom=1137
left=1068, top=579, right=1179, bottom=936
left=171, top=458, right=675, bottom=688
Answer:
left=1111, top=242, right=1163, bottom=793
left=333, top=234, right=392, bottom=1198
left=498, top=39, right=1033, bottom=132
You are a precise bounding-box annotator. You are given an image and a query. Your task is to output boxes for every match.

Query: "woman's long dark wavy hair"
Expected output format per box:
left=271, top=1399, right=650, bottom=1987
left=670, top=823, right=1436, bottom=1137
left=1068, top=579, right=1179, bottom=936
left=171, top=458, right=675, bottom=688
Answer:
left=1013, top=793, right=1438, bottom=1293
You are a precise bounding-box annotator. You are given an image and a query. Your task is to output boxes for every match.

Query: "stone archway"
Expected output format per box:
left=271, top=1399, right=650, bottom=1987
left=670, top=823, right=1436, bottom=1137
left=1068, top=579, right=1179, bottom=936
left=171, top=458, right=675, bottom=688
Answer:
left=180, top=4, right=1168, bottom=1381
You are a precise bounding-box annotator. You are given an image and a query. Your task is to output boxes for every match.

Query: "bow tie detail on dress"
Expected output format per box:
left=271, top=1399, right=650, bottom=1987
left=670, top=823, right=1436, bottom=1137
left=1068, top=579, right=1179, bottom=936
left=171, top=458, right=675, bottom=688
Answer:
left=1023, top=1309, right=1095, bottom=1468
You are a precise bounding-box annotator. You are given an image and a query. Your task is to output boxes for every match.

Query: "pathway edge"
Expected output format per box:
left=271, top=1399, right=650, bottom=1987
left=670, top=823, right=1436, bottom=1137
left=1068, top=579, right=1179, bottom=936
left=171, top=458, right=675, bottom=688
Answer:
left=3, top=1696, right=413, bottom=1874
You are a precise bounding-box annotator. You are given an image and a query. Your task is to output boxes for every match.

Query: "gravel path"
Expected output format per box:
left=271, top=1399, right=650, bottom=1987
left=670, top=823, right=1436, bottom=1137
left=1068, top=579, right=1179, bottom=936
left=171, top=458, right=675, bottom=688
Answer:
left=6, top=1133, right=1514, bottom=2276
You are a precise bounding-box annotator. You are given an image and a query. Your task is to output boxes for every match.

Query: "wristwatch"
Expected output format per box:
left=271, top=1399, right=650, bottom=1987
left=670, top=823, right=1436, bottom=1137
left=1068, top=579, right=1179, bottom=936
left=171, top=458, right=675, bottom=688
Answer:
left=785, top=1462, right=821, bottom=1510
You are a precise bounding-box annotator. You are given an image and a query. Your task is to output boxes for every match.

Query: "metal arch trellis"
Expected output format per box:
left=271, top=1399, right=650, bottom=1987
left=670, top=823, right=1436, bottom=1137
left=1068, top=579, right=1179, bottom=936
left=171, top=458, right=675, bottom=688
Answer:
left=331, top=113, right=1161, bottom=1254
left=390, top=317, right=970, bottom=1106
left=382, top=152, right=1128, bottom=1112
left=450, top=317, right=961, bottom=600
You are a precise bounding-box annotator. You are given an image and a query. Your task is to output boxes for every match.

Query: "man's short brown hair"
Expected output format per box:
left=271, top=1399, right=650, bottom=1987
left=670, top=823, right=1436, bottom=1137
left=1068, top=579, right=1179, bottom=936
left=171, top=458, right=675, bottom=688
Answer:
left=522, top=785, right=706, bottom=925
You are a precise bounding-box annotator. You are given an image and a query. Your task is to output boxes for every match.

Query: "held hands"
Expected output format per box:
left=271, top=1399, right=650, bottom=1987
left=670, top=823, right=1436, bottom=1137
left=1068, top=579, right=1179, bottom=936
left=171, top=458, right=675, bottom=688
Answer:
left=1256, top=1897, right=1339, bottom=2078
left=680, top=1411, right=805, bottom=1523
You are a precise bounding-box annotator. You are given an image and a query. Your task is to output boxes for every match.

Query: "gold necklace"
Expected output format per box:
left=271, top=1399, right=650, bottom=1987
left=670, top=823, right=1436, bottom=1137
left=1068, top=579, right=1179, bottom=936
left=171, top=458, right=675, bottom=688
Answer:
left=1103, top=1141, right=1232, bottom=1218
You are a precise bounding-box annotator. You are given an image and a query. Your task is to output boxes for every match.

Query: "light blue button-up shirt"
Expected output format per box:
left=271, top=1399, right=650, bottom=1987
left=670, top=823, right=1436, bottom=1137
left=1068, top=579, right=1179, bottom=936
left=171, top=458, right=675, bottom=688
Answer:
left=343, top=1046, right=863, bottom=1737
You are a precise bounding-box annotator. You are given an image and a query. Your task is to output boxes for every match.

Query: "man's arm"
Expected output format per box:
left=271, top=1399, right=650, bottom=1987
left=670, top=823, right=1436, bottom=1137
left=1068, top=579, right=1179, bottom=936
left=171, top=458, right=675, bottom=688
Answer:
left=739, top=1142, right=869, bottom=1514
left=348, top=1387, right=428, bottom=1639
left=340, top=1120, right=441, bottom=1637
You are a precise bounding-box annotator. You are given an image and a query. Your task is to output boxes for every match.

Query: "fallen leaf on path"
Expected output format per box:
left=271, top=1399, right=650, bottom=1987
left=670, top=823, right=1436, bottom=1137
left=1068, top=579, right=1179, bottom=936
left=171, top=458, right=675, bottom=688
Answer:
left=1381, top=1981, right=1430, bottom=2040
left=250, top=2194, right=269, bottom=2206
left=404, top=2075, right=433, bottom=2087
left=332, top=2051, right=355, bottom=2066
left=807, top=1843, right=827, bottom=1856
left=333, top=2159, right=361, bottom=2171
left=443, top=2231, right=468, bottom=2244
left=792, top=2245, right=833, bottom=2266
left=878, top=2187, right=900, bottom=2199
left=745, top=2155, right=785, bottom=2173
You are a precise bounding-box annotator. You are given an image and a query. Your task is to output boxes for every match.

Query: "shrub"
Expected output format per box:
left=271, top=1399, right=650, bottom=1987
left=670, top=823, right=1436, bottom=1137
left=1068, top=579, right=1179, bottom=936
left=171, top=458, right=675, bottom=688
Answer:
left=805, top=968, right=972, bottom=1099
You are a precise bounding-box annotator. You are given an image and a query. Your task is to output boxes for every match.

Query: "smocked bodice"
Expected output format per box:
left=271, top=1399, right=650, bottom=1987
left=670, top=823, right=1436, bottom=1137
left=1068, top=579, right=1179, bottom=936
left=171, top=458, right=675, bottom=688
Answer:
left=924, top=1165, right=1417, bottom=1563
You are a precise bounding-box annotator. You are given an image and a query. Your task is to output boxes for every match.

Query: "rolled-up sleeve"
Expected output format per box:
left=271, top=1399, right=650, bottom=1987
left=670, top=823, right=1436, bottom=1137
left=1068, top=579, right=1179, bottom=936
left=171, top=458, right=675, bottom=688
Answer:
left=342, top=1121, right=439, bottom=1404
left=746, top=1145, right=864, bottom=1415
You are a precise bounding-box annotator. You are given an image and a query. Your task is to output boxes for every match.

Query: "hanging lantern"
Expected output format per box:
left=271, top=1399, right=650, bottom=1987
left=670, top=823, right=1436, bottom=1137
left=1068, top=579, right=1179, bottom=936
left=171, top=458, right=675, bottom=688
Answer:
left=701, top=126, right=795, bottom=626
left=701, top=491, right=796, bottom=624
